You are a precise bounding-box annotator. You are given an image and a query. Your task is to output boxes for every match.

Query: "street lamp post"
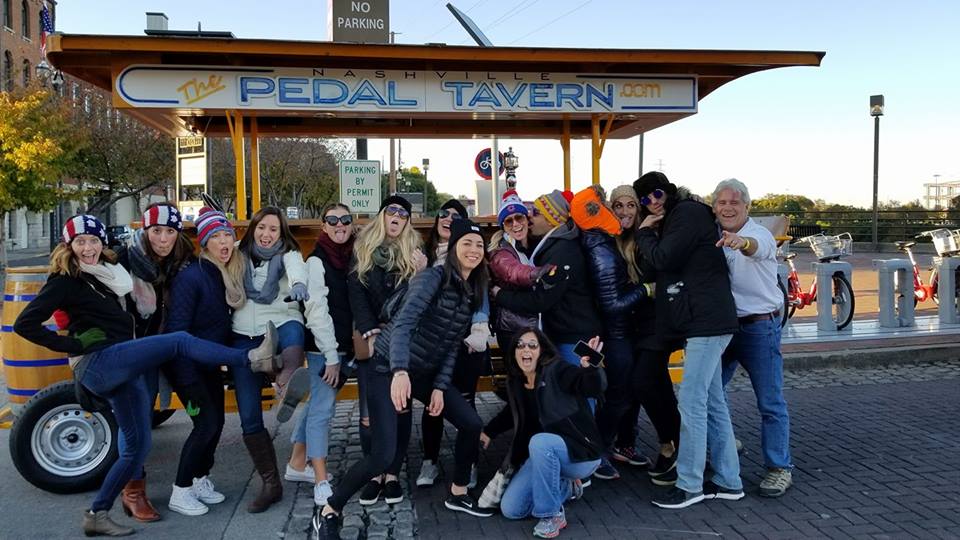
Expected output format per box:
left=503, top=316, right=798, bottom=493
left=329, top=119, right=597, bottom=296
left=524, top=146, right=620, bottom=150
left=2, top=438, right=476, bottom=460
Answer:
left=503, top=147, right=519, bottom=190
left=422, top=158, right=430, bottom=213
left=870, top=95, right=884, bottom=250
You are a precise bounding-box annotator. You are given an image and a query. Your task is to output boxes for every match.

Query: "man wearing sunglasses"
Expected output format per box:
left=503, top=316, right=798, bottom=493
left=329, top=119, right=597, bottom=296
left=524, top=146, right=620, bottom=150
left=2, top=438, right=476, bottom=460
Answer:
left=633, top=171, right=743, bottom=509
left=712, top=178, right=793, bottom=499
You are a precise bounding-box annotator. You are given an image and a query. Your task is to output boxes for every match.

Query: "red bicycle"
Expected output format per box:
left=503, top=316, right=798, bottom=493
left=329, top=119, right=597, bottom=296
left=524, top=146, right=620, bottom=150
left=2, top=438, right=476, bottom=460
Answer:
left=895, top=228, right=960, bottom=304
left=780, top=233, right=855, bottom=330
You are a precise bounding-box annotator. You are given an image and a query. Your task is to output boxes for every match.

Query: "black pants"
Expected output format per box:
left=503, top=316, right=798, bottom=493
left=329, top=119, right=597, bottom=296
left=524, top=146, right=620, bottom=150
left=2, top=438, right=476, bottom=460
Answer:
left=173, top=367, right=226, bottom=487
left=421, top=347, right=487, bottom=462
left=327, top=366, right=483, bottom=512
left=624, top=348, right=680, bottom=448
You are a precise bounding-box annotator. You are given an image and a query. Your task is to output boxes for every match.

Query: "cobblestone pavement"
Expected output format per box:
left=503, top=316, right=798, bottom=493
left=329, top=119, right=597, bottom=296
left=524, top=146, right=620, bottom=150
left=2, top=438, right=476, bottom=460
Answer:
left=288, top=360, right=960, bottom=539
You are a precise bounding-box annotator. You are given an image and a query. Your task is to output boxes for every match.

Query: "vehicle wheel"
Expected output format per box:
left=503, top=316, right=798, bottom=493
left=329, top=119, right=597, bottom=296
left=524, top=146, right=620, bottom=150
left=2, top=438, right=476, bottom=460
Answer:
left=9, top=381, right=117, bottom=494
left=830, top=274, right=855, bottom=330
left=151, top=409, right=176, bottom=428
left=777, top=277, right=790, bottom=328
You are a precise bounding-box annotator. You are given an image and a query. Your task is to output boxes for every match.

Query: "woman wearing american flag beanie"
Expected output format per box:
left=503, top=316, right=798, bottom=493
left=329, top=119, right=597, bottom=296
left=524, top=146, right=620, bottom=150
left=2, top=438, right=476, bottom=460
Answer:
left=14, top=213, right=282, bottom=537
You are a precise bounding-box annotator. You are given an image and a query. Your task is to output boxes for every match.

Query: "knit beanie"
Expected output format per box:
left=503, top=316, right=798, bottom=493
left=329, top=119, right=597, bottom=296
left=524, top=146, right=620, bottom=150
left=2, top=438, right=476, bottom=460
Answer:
left=195, top=207, right=234, bottom=247
left=533, top=189, right=571, bottom=228
left=141, top=203, right=183, bottom=231
left=610, top=185, right=639, bottom=205
left=571, top=185, right=621, bottom=236
left=440, top=198, right=468, bottom=218
left=379, top=195, right=412, bottom=214
left=62, top=214, right=108, bottom=245
left=633, top=171, right=678, bottom=201
left=497, top=189, right=528, bottom=226
left=448, top=218, right=483, bottom=249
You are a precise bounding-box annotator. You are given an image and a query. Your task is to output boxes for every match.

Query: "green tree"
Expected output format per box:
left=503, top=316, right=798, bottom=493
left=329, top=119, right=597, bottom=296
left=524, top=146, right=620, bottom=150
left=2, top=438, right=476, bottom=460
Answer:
left=752, top=193, right=817, bottom=214
left=0, top=86, right=85, bottom=268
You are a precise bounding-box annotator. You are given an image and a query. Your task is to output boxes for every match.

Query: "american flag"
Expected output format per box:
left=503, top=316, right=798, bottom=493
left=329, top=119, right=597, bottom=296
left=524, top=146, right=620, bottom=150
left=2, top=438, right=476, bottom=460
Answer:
left=40, top=5, right=55, bottom=57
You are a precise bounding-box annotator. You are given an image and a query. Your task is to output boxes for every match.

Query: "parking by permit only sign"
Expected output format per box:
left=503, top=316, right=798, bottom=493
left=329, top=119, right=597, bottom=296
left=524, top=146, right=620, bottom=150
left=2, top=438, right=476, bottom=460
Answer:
left=340, top=160, right=381, bottom=214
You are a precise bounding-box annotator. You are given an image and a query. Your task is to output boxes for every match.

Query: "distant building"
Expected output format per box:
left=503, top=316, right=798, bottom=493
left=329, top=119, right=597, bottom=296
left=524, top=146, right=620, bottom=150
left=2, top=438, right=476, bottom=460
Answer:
left=923, top=180, right=960, bottom=209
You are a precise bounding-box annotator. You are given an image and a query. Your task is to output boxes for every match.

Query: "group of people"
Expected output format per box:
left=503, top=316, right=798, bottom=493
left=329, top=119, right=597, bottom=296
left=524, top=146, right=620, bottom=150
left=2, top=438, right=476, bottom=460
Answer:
left=15, top=172, right=793, bottom=539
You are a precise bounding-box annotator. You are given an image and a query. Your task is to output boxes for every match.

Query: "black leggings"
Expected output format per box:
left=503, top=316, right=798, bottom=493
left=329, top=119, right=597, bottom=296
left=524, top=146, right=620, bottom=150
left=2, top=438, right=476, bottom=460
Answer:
left=421, top=347, right=487, bottom=462
left=622, top=348, right=680, bottom=448
left=173, top=368, right=226, bottom=487
left=327, top=367, right=483, bottom=512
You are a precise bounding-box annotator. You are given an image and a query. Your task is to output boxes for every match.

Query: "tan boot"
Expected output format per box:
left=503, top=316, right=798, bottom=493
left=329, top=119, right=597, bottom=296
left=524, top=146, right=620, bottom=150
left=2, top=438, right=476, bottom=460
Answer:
left=82, top=510, right=134, bottom=537
left=276, top=364, right=310, bottom=424
left=121, top=479, right=161, bottom=522
left=248, top=322, right=281, bottom=374
left=243, top=430, right=283, bottom=513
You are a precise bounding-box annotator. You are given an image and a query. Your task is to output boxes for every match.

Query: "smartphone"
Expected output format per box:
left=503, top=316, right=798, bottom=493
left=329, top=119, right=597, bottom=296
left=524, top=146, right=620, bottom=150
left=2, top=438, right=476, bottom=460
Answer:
left=573, top=340, right=604, bottom=367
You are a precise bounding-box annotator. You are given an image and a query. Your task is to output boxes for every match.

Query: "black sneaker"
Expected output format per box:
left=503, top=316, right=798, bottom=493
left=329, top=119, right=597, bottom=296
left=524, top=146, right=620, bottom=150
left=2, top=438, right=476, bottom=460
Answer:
left=592, top=457, right=620, bottom=480
left=311, top=510, right=340, bottom=540
left=651, top=486, right=705, bottom=509
left=648, top=452, right=677, bottom=477
left=358, top=479, right=382, bottom=506
left=703, top=481, right=745, bottom=501
left=612, top=445, right=652, bottom=467
left=383, top=480, right=404, bottom=504
left=650, top=466, right=677, bottom=486
left=444, top=493, right=494, bottom=517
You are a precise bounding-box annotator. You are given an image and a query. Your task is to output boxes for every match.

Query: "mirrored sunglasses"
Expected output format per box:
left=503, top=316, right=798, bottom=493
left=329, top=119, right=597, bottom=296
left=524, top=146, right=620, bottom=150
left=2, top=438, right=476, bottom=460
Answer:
left=640, top=189, right=665, bottom=206
left=385, top=206, right=410, bottom=219
left=516, top=340, right=540, bottom=351
left=323, top=215, right=353, bottom=226
left=437, top=208, right=463, bottom=220
left=503, top=214, right=527, bottom=227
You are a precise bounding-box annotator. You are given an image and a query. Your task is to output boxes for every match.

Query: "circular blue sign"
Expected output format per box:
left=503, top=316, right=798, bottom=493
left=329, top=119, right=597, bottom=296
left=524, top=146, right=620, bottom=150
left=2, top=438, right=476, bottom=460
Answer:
left=474, top=149, right=505, bottom=180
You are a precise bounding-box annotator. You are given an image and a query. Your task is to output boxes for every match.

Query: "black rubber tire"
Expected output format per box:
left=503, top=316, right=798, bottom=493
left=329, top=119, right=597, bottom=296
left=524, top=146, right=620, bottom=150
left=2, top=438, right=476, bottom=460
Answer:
left=151, top=409, right=176, bottom=428
left=831, top=273, right=855, bottom=330
left=9, top=381, right=118, bottom=494
left=931, top=268, right=939, bottom=305
left=777, top=277, right=790, bottom=328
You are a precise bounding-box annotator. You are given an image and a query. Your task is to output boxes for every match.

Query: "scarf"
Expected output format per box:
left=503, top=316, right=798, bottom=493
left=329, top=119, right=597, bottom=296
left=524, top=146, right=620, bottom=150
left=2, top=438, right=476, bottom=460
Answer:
left=372, top=244, right=397, bottom=270
left=433, top=242, right=449, bottom=267
left=127, top=229, right=161, bottom=318
left=198, top=252, right=245, bottom=309
left=243, top=241, right=286, bottom=304
left=503, top=235, right=533, bottom=267
left=80, top=262, right=134, bottom=298
left=314, top=234, right=354, bottom=271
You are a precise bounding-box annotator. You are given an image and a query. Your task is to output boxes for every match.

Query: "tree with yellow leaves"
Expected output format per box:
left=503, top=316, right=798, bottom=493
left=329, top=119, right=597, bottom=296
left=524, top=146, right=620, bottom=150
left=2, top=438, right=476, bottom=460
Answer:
left=0, top=86, right=85, bottom=269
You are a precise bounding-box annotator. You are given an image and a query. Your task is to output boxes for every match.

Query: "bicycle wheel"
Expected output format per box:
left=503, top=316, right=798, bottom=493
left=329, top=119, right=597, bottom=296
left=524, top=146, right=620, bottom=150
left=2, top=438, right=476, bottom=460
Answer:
left=831, top=274, right=855, bottom=330
left=777, top=276, right=789, bottom=328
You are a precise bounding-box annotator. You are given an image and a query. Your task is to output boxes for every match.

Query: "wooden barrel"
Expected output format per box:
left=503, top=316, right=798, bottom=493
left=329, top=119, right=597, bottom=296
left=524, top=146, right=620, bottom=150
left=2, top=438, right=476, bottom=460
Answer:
left=2, top=266, right=70, bottom=404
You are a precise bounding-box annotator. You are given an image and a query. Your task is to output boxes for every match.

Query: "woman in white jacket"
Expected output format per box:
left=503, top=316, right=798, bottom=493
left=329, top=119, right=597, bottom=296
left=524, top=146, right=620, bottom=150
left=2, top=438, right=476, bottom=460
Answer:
left=232, top=206, right=311, bottom=513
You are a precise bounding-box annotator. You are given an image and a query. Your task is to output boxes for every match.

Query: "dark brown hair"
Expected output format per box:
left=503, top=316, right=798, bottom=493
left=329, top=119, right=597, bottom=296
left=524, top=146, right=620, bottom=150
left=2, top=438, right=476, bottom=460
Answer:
left=505, top=327, right=558, bottom=381
left=239, top=206, right=301, bottom=255
left=142, top=202, right=195, bottom=267
left=442, top=232, right=489, bottom=311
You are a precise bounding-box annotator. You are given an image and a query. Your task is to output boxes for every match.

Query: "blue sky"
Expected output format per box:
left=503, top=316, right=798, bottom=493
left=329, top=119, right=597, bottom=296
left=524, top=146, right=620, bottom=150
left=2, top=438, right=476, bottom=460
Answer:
left=55, top=0, right=960, bottom=206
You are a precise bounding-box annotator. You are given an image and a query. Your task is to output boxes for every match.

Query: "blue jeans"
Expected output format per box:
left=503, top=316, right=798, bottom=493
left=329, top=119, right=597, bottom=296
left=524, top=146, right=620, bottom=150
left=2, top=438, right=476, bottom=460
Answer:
left=80, top=332, right=249, bottom=511
left=291, top=352, right=340, bottom=459
left=721, top=318, right=793, bottom=470
left=231, top=320, right=305, bottom=435
left=675, top=334, right=742, bottom=494
left=501, top=433, right=600, bottom=519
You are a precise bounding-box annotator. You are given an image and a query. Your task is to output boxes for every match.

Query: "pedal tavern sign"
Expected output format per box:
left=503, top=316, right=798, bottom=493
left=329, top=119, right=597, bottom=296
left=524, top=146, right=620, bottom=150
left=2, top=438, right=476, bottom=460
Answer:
left=114, top=66, right=698, bottom=114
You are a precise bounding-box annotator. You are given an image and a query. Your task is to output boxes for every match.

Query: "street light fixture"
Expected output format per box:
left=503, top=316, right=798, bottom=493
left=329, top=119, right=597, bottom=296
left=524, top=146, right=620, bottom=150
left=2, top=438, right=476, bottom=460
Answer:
left=503, top=147, right=519, bottom=190
left=870, top=94, right=884, bottom=249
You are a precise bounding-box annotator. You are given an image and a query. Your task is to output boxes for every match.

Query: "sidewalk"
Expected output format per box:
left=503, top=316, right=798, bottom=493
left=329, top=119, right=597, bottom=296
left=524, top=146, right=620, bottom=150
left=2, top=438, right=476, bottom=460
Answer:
left=282, top=360, right=960, bottom=539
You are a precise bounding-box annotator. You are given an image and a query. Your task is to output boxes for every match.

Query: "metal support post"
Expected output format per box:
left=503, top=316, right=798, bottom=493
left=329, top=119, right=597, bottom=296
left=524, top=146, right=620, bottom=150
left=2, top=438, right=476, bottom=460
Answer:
left=813, top=260, right=853, bottom=332
left=873, top=259, right=915, bottom=328
left=249, top=116, right=261, bottom=214
left=935, top=256, right=960, bottom=324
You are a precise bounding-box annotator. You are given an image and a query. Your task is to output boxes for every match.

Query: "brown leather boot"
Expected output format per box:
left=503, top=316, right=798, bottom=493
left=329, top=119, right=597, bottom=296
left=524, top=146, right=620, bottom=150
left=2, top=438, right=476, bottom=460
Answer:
left=82, top=510, right=134, bottom=537
left=120, top=479, right=161, bottom=522
left=243, top=430, right=283, bottom=513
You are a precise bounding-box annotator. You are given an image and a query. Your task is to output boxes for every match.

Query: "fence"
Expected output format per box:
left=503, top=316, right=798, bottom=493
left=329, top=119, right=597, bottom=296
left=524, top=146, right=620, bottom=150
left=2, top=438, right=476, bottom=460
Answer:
left=752, top=210, right=960, bottom=245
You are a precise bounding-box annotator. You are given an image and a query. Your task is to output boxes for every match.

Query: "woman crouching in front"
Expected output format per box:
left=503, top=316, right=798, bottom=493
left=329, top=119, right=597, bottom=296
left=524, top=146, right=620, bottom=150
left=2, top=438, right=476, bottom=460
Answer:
left=313, top=219, right=492, bottom=539
left=493, top=328, right=607, bottom=539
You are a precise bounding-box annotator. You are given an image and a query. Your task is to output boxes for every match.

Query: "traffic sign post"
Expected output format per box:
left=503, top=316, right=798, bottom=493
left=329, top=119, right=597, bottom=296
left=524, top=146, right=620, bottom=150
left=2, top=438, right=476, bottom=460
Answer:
left=340, top=160, right=382, bottom=214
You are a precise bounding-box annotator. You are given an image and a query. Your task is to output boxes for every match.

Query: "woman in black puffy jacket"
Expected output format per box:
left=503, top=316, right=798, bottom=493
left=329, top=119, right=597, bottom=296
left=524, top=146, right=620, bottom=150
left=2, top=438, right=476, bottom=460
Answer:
left=314, top=219, right=492, bottom=540
left=569, top=186, right=651, bottom=481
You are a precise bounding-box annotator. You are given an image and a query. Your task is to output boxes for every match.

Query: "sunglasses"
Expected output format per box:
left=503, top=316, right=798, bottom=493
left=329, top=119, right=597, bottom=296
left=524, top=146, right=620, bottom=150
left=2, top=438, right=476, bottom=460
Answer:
left=640, top=189, right=665, bottom=206
left=437, top=208, right=463, bottom=220
left=385, top=206, right=410, bottom=219
left=503, top=214, right=527, bottom=227
left=323, top=215, right=353, bottom=226
left=516, top=340, right=540, bottom=351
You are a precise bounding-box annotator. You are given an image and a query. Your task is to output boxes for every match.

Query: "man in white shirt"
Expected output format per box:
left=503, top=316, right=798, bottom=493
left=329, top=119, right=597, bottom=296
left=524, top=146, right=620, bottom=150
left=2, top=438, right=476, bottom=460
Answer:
left=713, top=178, right=794, bottom=498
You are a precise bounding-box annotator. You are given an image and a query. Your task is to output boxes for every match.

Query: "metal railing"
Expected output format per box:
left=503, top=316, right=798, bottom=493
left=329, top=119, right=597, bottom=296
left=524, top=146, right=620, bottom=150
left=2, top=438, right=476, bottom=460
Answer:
left=752, top=210, right=960, bottom=244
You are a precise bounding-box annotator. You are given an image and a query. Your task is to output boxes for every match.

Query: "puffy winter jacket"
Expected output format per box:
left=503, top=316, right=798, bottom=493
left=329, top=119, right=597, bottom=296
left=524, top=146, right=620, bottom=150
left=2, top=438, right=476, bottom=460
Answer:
left=231, top=250, right=307, bottom=337
left=635, top=198, right=738, bottom=341
left=581, top=229, right=647, bottom=340
left=373, top=266, right=474, bottom=391
left=489, top=237, right=539, bottom=337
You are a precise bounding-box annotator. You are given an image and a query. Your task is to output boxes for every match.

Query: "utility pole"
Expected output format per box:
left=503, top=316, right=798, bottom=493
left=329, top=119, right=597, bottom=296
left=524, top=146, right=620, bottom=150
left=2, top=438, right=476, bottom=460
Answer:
left=388, top=31, right=401, bottom=194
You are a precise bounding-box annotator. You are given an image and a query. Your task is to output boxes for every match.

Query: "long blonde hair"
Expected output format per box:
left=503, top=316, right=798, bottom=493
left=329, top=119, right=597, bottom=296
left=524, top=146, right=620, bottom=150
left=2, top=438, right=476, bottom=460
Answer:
left=353, top=210, right=422, bottom=285
left=616, top=230, right=641, bottom=284
left=200, top=244, right=246, bottom=292
left=487, top=230, right=504, bottom=252
left=49, top=243, right=117, bottom=277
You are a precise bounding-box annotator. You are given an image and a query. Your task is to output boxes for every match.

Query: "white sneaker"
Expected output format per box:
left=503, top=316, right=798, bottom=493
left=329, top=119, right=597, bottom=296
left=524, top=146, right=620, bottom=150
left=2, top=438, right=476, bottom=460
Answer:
left=416, top=460, right=439, bottom=487
left=285, top=463, right=315, bottom=483
left=468, top=464, right=478, bottom=489
left=314, top=480, right=334, bottom=506
left=191, top=476, right=225, bottom=504
left=169, top=485, right=209, bottom=516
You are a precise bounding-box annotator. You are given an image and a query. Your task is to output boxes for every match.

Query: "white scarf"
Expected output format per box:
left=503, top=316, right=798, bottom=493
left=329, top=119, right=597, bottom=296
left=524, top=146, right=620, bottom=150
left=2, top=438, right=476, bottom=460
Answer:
left=80, top=262, right=134, bottom=298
